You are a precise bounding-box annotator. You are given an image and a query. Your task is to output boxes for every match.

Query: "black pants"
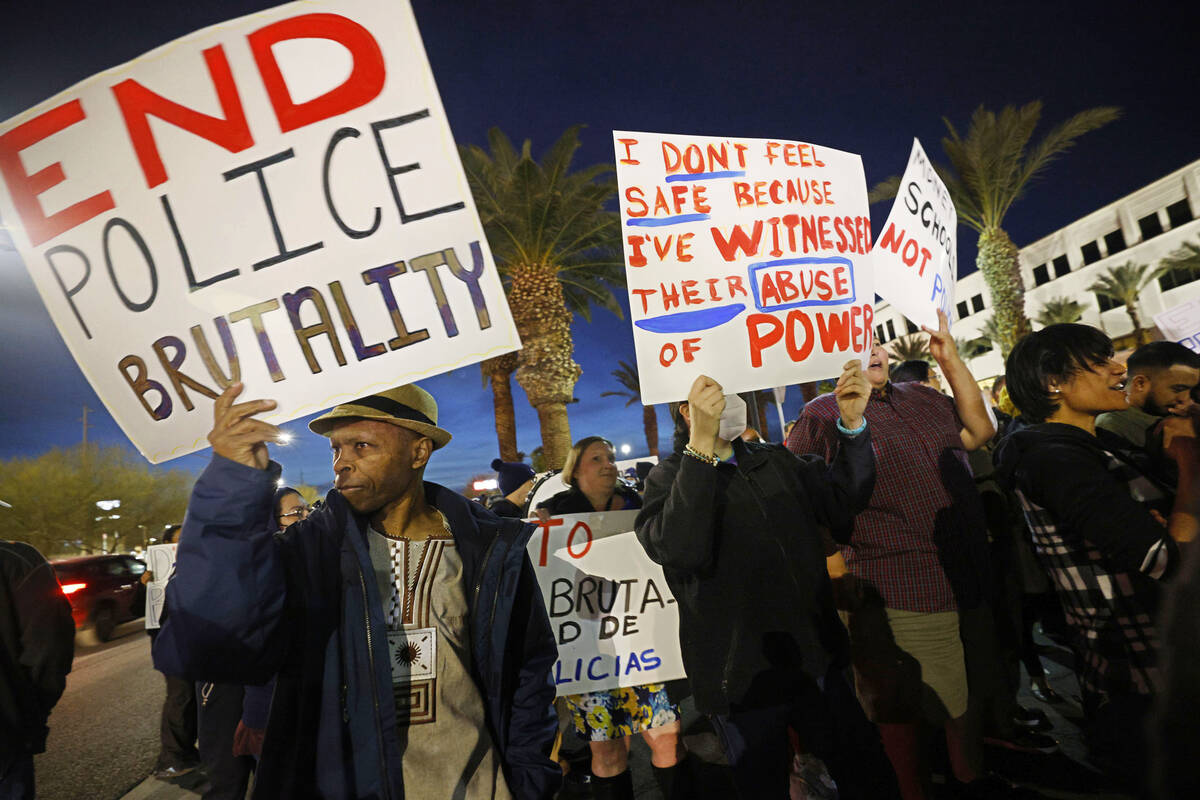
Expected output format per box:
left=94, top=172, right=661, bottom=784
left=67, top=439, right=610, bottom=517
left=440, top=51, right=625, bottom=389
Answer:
left=711, top=668, right=900, bottom=799
left=196, top=682, right=254, bottom=800
left=156, top=673, right=199, bottom=770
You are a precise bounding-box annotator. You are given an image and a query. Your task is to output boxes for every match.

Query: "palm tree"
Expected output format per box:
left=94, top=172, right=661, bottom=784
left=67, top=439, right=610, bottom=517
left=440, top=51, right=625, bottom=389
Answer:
left=889, top=333, right=932, bottom=363
left=460, top=126, right=624, bottom=469
left=601, top=361, right=658, bottom=456
left=1162, top=239, right=1200, bottom=277
left=870, top=102, right=1120, bottom=356
left=954, top=336, right=992, bottom=360
left=480, top=352, right=520, bottom=462
left=1087, top=261, right=1166, bottom=344
left=1034, top=296, right=1085, bottom=327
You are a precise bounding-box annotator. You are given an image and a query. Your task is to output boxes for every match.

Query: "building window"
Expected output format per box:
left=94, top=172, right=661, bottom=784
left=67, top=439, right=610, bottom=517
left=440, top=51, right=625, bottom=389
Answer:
left=1104, top=229, right=1126, bottom=256
left=876, top=324, right=886, bottom=344
left=1081, top=241, right=1102, bottom=265
left=886, top=320, right=896, bottom=340
left=1096, top=293, right=1125, bottom=312
left=905, top=320, right=918, bottom=335
left=1053, top=255, right=1071, bottom=277
left=1166, top=199, right=1194, bottom=229
left=956, top=301, right=970, bottom=319
left=1159, top=267, right=1200, bottom=293
left=1139, top=212, right=1164, bottom=241
left=971, top=294, right=985, bottom=313
left=1033, top=264, right=1050, bottom=286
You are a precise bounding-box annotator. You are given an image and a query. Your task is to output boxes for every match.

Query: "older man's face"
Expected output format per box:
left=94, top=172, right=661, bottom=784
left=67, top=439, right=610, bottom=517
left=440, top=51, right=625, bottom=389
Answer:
left=328, top=419, right=428, bottom=514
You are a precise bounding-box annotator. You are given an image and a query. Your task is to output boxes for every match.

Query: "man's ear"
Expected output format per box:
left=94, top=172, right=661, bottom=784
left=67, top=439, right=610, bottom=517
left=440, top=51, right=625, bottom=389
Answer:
left=1130, top=374, right=1151, bottom=393
left=411, top=436, right=434, bottom=470
left=678, top=402, right=691, bottom=426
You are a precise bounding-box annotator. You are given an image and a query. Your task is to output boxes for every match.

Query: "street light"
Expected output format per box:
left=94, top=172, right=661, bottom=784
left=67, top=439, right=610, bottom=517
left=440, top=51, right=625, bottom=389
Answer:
left=620, top=443, right=632, bottom=455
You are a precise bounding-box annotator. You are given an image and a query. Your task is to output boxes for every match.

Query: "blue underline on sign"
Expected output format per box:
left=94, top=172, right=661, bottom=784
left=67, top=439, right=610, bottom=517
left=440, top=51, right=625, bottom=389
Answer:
left=664, top=171, right=746, bottom=182
left=634, top=303, right=746, bottom=333
left=626, top=214, right=711, bottom=227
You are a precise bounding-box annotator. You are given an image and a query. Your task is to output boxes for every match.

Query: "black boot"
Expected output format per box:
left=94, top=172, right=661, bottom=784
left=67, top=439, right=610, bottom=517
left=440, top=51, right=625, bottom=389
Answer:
left=591, top=769, right=634, bottom=800
left=653, top=754, right=696, bottom=799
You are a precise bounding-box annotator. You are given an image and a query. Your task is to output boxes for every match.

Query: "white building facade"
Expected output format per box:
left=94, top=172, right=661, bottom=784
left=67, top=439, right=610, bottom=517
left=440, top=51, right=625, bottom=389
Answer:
left=873, top=158, right=1200, bottom=381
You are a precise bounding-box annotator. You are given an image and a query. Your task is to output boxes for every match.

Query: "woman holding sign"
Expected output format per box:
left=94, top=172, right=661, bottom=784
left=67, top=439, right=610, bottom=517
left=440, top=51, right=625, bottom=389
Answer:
left=537, top=437, right=689, bottom=800
left=636, top=365, right=899, bottom=799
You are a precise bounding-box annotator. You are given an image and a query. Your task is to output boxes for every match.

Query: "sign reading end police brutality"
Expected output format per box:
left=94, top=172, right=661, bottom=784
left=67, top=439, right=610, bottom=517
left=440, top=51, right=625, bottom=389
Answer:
left=873, top=138, right=957, bottom=329
left=613, top=131, right=874, bottom=403
left=0, top=0, right=519, bottom=462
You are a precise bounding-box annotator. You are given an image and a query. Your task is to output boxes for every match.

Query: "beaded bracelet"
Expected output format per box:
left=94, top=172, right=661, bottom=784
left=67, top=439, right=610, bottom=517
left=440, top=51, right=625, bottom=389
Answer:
left=683, top=444, right=719, bottom=466
left=836, top=417, right=868, bottom=436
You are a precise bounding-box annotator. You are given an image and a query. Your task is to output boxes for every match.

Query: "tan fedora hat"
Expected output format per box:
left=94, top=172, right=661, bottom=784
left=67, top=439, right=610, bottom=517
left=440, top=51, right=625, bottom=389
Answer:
left=308, top=385, right=452, bottom=449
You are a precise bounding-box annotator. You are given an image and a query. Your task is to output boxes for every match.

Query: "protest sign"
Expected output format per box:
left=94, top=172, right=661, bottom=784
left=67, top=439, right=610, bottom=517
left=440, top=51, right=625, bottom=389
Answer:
left=0, top=0, right=518, bottom=463
left=144, top=543, right=177, bottom=629
left=613, top=131, right=873, bottom=404
left=1154, top=299, right=1200, bottom=353
left=527, top=510, right=685, bottom=695
left=873, top=139, right=957, bottom=329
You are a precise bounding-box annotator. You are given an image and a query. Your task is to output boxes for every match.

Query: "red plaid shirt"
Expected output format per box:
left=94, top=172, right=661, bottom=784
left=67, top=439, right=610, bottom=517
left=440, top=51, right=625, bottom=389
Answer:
left=787, top=382, right=980, bottom=612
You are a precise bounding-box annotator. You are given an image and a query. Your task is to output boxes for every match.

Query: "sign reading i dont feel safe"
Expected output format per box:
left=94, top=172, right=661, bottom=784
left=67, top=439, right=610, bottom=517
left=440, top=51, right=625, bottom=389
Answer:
left=0, top=0, right=519, bottom=463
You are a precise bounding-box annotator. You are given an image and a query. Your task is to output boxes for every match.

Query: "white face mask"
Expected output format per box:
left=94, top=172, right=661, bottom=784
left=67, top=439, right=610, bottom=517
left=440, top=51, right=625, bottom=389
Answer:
left=717, top=394, right=748, bottom=441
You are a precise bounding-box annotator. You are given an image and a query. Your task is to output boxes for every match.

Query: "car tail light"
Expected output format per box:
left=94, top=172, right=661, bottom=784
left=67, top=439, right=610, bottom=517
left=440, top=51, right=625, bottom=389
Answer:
left=60, top=582, right=87, bottom=595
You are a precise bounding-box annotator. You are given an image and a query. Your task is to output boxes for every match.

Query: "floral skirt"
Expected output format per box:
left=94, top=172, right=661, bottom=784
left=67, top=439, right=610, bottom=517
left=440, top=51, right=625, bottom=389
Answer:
left=563, top=684, right=680, bottom=741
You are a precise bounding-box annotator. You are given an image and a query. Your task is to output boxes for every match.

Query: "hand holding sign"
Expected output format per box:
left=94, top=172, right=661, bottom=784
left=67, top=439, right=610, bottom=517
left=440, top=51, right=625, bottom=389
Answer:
left=834, top=360, right=870, bottom=430
left=207, top=383, right=280, bottom=470
left=686, top=375, right=726, bottom=454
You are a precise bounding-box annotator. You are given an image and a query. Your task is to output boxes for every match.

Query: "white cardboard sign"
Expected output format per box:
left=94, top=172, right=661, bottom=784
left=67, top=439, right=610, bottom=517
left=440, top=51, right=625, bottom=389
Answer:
left=144, top=543, right=177, bottom=630
left=0, top=0, right=519, bottom=463
left=873, top=139, right=957, bottom=329
left=1154, top=299, right=1200, bottom=353
left=613, top=131, right=873, bottom=404
left=526, top=510, right=685, bottom=695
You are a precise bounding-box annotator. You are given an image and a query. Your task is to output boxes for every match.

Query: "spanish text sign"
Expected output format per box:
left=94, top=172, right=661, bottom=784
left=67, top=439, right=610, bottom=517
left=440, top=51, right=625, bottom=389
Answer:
left=0, top=0, right=518, bottom=463
left=873, top=138, right=957, bottom=329
left=527, top=510, right=686, bottom=696
left=613, top=131, right=874, bottom=404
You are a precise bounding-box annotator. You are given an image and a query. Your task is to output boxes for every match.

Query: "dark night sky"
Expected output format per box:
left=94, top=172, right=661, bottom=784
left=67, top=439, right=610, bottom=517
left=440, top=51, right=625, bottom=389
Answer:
left=1, top=0, right=1197, bottom=492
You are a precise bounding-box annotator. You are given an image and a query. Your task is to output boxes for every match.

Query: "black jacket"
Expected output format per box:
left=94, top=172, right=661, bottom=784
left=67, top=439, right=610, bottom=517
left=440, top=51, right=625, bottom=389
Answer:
left=155, top=456, right=560, bottom=799
left=536, top=484, right=642, bottom=515
left=0, top=541, right=75, bottom=758
left=635, top=434, right=875, bottom=714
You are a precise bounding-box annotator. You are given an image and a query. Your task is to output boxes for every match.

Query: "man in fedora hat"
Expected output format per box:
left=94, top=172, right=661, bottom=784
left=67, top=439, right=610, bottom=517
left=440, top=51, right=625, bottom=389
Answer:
left=154, top=382, right=560, bottom=799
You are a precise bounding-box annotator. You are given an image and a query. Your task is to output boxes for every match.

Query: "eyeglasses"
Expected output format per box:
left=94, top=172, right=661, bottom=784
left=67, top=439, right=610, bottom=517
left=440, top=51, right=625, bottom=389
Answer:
left=279, top=506, right=313, bottom=520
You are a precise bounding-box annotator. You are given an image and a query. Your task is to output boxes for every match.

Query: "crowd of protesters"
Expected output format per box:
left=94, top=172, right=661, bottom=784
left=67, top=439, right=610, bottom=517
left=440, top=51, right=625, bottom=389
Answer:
left=6, top=317, right=1199, bottom=800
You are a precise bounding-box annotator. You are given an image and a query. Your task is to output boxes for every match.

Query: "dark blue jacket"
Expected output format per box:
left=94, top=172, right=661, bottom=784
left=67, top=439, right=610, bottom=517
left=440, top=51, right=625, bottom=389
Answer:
left=154, top=456, right=560, bottom=799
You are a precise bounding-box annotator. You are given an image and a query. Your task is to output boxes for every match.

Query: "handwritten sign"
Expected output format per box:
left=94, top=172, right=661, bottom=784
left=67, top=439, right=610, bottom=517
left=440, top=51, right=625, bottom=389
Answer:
left=527, top=510, right=685, bottom=695
left=614, top=131, right=873, bottom=404
left=0, top=0, right=518, bottom=463
left=144, top=543, right=177, bottom=629
left=1155, top=299, right=1200, bottom=353
left=874, top=139, right=956, bottom=329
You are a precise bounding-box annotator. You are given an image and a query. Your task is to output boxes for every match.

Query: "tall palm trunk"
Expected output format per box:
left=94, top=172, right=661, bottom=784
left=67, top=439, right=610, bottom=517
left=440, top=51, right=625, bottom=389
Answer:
left=1127, top=304, right=1148, bottom=345
left=482, top=352, right=519, bottom=462
left=509, top=264, right=581, bottom=469
left=642, top=405, right=659, bottom=457
left=976, top=227, right=1032, bottom=357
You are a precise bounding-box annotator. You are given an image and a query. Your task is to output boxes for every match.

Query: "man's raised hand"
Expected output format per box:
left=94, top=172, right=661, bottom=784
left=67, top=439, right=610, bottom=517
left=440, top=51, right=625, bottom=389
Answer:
left=686, top=375, right=726, bottom=453
left=921, top=309, right=960, bottom=367
left=207, top=383, right=280, bottom=470
left=834, top=360, right=869, bottom=430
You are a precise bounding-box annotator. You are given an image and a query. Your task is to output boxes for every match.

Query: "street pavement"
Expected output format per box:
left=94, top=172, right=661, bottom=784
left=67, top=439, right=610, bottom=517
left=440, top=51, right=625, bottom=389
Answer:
left=35, top=620, right=163, bottom=800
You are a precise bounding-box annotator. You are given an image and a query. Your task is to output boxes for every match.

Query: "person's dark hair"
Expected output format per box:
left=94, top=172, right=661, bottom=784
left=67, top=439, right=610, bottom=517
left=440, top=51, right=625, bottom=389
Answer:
left=1005, top=323, right=1114, bottom=423
left=1126, top=340, right=1200, bottom=376
left=669, top=402, right=689, bottom=453
left=890, top=359, right=932, bottom=384
left=162, top=524, right=182, bottom=545
left=273, top=487, right=302, bottom=518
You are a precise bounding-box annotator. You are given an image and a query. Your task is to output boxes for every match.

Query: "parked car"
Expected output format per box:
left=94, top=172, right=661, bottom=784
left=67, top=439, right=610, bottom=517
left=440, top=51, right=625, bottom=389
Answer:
left=52, top=554, right=147, bottom=642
